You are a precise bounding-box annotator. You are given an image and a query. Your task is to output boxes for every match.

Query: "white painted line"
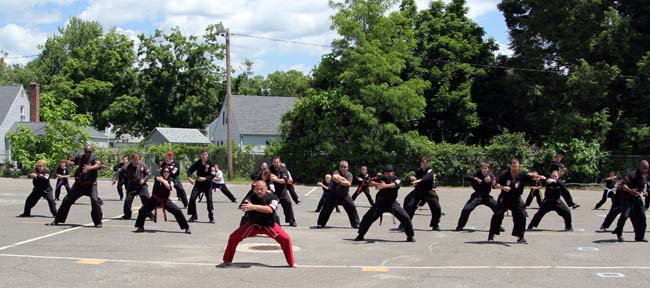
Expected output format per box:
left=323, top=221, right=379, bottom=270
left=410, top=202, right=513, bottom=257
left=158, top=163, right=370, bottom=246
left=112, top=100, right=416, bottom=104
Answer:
left=596, top=272, right=625, bottom=278
left=0, top=214, right=124, bottom=252
left=304, top=187, right=318, bottom=196
left=577, top=247, right=599, bottom=252
left=2, top=253, right=650, bottom=270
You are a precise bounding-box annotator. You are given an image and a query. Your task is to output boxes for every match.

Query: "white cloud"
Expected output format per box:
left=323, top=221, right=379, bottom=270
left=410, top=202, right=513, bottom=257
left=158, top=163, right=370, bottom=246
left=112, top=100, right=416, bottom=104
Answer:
left=414, top=0, right=499, bottom=19
left=0, top=0, right=75, bottom=12
left=79, top=0, right=164, bottom=26
left=495, top=40, right=513, bottom=57
left=0, top=24, right=48, bottom=65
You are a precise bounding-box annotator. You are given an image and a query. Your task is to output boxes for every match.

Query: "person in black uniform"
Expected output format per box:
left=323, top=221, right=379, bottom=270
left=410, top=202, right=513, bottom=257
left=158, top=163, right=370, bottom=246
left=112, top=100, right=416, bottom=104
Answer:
left=316, top=160, right=360, bottom=229
left=402, top=157, right=442, bottom=231
left=134, top=167, right=191, bottom=234
left=355, top=165, right=414, bottom=242
left=352, top=165, right=375, bottom=206
left=283, top=163, right=301, bottom=205
left=455, top=162, right=498, bottom=231
left=19, top=160, right=57, bottom=218
left=488, top=159, right=545, bottom=244
left=113, top=153, right=152, bottom=220
left=611, top=160, right=648, bottom=242
left=527, top=170, right=573, bottom=231
left=160, top=151, right=189, bottom=208
left=524, top=171, right=543, bottom=208
left=549, top=154, right=580, bottom=209
left=51, top=144, right=103, bottom=227
left=211, top=163, right=237, bottom=203
left=54, top=159, right=71, bottom=200
left=187, top=149, right=217, bottom=223
left=270, top=156, right=297, bottom=227
left=594, top=171, right=618, bottom=210
left=315, top=174, right=339, bottom=213
left=112, top=155, right=129, bottom=201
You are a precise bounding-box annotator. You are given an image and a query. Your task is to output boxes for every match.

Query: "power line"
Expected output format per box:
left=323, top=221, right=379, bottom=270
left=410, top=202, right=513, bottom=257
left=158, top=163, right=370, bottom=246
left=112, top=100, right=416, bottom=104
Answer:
left=232, top=33, right=331, bottom=48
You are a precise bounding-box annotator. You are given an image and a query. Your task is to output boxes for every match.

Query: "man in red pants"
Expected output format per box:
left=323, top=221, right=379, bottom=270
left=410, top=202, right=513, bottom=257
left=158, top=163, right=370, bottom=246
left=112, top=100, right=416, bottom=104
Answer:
left=220, top=180, right=295, bottom=267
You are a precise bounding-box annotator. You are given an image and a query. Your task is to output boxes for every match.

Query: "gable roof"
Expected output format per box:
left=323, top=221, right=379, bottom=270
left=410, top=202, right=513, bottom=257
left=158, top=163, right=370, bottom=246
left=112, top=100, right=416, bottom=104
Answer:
left=232, top=95, right=298, bottom=135
left=7, top=122, right=109, bottom=140
left=146, top=127, right=210, bottom=144
left=0, top=85, right=24, bottom=124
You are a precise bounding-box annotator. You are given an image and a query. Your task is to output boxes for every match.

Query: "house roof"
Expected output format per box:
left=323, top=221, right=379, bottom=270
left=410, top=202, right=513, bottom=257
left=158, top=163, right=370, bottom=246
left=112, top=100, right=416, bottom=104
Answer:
left=231, top=95, right=298, bottom=135
left=8, top=122, right=109, bottom=140
left=0, top=85, right=24, bottom=125
left=145, top=127, right=210, bottom=144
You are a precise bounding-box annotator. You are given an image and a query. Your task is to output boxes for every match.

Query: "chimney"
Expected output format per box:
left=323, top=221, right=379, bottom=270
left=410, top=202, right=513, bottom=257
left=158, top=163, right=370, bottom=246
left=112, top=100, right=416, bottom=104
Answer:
left=28, top=82, right=39, bottom=122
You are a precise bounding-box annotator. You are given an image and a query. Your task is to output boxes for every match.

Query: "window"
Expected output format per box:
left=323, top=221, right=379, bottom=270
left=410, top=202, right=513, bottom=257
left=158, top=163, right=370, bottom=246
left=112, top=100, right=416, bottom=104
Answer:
left=20, top=106, right=25, bottom=122
left=222, top=111, right=225, bottom=125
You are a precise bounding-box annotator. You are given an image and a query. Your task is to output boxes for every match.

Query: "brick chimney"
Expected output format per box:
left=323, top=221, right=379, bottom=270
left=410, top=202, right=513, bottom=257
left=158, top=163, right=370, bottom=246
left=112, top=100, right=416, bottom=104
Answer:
left=28, top=82, right=39, bottom=122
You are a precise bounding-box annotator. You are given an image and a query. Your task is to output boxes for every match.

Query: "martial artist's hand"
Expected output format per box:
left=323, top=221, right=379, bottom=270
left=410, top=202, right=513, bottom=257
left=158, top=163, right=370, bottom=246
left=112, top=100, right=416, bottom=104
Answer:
left=82, top=164, right=91, bottom=174
left=484, top=176, right=492, bottom=183
left=111, top=179, right=116, bottom=186
left=474, top=177, right=483, bottom=184
left=188, top=177, right=195, bottom=185
left=240, top=199, right=253, bottom=211
left=138, top=179, right=145, bottom=185
left=29, top=172, right=37, bottom=178
left=197, top=177, right=206, bottom=182
left=502, top=186, right=512, bottom=192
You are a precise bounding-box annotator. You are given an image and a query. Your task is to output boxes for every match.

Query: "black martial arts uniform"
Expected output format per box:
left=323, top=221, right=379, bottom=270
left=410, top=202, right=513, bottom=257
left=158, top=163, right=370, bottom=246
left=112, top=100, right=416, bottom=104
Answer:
left=117, top=162, right=152, bottom=220
left=135, top=177, right=190, bottom=233
left=270, top=165, right=296, bottom=226
left=53, top=154, right=103, bottom=227
left=612, top=170, right=647, bottom=241
left=187, top=159, right=217, bottom=222
left=20, top=167, right=57, bottom=217
left=403, top=168, right=442, bottom=230
left=456, top=171, right=497, bottom=231
left=317, top=169, right=360, bottom=228
left=54, top=166, right=71, bottom=200
left=527, top=179, right=573, bottom=230
left=352, top=172, right=374, bottom=206
left=356, top=174, right=414, bottom=241
left=488, top=171, right=536, bottom=242
left=160, top=160, right=188, bottom=208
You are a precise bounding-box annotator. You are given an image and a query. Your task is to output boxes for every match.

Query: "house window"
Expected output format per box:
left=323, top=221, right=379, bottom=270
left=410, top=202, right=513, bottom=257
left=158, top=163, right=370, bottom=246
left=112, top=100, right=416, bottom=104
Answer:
left=222, top=111, right=225, bottom=125
left=20, top=106, right=25, bottom=122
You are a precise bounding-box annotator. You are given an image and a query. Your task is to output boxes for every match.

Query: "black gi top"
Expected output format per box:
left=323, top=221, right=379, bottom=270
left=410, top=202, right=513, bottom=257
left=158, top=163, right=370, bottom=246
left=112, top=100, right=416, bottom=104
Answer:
left=549, top=161, right=564, bottom=174
left=113, top=162, right=126, bottom=182
left=73, top=154, right=100, bottom=184
left=605, top=178, right=615, bottom=189
left=56, top=166, right=69, bottom=180
left=245, top=193, right=279, bottom=227
left=270, top=165, right=289, bottom=192
left=187, top=159, right=216, bottom=180
left=330, top=170, right=353, bottom=197
left=464, top=171, right=495, bottom=196
left=31, top=168, right=51, bottom=191
left=117, top=162, right=151, bottom=190
left=544, top=179, right=569, bottom=202
left=160, top=160, right=181, bottom=179
left=496, top=171, right=535, bottom=205
left=152, top=178, right=174, bottom=200
left=619, top=170, right=648, bottom=201
left=414, top=167, right=435, bottom=192
left=373, top=175, right=401, bottom=209
left=357, top=172, right=371, bottom=186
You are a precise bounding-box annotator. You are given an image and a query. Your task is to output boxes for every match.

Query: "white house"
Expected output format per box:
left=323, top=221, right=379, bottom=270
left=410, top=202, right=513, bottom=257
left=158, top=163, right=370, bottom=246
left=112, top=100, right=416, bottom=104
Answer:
left=207, top=95, right=298, bottom=154
left=0, top=85, right=32, bottom=163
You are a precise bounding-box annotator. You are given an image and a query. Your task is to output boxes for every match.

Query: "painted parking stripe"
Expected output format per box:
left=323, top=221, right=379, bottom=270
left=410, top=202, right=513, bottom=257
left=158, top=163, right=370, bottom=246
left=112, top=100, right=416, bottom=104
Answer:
left=2, top=253, right=650, bottom=270
left=304, top=187, right=318, bottom=196
left=78, top=259, right=106, bottom=265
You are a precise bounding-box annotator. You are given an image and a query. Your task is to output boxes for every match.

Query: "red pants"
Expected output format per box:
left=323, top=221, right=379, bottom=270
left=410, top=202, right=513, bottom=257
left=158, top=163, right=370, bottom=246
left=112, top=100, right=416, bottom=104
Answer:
left=223, top=222, right=295, bottom=267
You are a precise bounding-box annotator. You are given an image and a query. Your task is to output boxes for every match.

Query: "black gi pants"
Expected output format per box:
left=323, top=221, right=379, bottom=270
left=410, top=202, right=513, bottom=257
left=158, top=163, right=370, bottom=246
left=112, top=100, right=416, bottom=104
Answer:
left=123, top=186, right=151, bottom=219
left=172, top=178, right=188, bottom=207
left=403, top=190, right=441, bottom=228
left=561, top=189, right=577, bottom=207
left=528, top=199, right=572, bottom=230
left=213, top=183, right=237, bottom=202
left=135, top=197, right=189, bottom=230
left=358, top=201, right=413, bottom=238
left=287, top=184, right=300, bottom=204
left=316, top=192, right=340, bottom=213
left=525, top=189, right=542, bottom=207
left=489, top=197, right=526, bottom=238
left=23, top=188, right=57, bottom=217
left=352, top=186, right=375, bottom=206
left=188, top=182, right=213, bottom=220
left=613, top=196, right=647, bottom=240
left=115, top=178, right=125, bottom=199
left=275, top=188, right=295, bottom=224
left=55, top=183, right=103, bottom=226
left=456, top=193, right=497, bottom=229
left=601, top=200, right=621, bottom=229
left=54, top=179, right=71, bottom=200
left=317, top=192, right=359, bottom=227
left=595, top=188, right=615, bottom=209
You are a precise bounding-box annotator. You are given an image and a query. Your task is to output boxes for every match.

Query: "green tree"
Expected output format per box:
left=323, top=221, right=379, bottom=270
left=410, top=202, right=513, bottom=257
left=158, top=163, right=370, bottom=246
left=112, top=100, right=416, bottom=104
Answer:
left=7, top=92, right=91, bottom=170
left=105, top=26, right=225, bottom=136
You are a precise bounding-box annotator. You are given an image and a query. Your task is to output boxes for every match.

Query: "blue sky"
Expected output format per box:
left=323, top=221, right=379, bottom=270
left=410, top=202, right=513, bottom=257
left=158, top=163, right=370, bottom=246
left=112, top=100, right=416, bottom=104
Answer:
left=0, top=0, right=511, bottom=76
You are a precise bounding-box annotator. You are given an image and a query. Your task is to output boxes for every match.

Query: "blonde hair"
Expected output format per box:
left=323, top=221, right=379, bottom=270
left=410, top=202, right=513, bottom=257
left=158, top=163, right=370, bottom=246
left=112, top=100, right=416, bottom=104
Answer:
left=37, top=159, right=47, bottom=167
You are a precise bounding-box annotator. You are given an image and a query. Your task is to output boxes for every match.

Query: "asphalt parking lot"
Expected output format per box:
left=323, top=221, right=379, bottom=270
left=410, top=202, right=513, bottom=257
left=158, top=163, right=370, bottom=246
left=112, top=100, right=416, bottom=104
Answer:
left=1, top=178, right=649, bottom=288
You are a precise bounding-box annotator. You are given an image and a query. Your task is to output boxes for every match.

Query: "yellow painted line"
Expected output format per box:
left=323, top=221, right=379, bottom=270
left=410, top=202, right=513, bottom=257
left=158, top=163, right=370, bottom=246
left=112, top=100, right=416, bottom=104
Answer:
left=77, top=259, right=105, bottom=265
left=362, top=266, right=389, bottom=272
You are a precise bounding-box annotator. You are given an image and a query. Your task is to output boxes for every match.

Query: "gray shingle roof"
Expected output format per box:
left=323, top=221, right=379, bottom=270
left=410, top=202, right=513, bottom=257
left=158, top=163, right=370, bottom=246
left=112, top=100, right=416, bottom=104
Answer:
left=0, top=85, right=23, bottom=124
left=149, top=127, right=210, bottom=144
left=7, top=122, right=108, bottom=140
left=232, top=95, right=298, bottom=135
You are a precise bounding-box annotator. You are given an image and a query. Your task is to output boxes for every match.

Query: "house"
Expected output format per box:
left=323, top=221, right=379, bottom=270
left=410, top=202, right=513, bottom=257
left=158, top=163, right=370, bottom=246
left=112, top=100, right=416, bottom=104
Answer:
left=207, top=95, right=299, bottom=154
left=142, top=127, right=211, bottom=148
left=0, top=84, right=33, bottom=163
left=6, top=122, right=111, bottom=149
